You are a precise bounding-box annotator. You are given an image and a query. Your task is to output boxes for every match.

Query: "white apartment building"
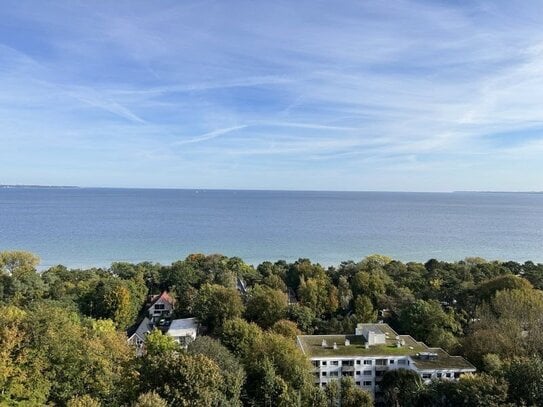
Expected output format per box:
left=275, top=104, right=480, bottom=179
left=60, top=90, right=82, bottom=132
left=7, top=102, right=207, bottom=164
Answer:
left=297, top=323, right=475, bottom=400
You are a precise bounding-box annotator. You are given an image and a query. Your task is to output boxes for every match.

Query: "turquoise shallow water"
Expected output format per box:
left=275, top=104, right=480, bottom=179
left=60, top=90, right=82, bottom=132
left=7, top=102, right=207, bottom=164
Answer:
left=0, top=188, right=542, bottom=269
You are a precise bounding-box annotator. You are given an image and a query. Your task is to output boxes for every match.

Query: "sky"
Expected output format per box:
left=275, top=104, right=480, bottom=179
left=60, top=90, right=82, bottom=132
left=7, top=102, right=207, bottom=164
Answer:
left=1, top=0, right=543, bottom=191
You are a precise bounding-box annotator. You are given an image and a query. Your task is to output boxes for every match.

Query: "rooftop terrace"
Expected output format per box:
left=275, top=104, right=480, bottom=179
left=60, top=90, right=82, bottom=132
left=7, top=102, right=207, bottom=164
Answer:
left=297, top=323, right=475, bottom=370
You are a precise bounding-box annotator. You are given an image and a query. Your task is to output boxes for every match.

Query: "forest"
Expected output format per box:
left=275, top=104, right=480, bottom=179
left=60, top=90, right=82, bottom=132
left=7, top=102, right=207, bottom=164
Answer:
left=2, top=250, right=543, bottom=406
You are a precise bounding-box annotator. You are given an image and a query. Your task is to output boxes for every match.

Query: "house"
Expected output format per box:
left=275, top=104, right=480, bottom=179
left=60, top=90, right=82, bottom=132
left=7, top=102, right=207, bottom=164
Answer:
left=166, top=317, right=198, bottom=347
left=127, top=317, right=153, bottom=356
left=297, top=323, right=475, bottom=400
left=236, top=277, right=247, bottom=295
left=147, top=291, right=175, bottom=322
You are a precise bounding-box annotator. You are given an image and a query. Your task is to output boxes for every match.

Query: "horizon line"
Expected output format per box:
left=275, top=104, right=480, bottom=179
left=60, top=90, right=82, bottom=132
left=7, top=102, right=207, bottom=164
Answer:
left=1, top=184, right=542, bottom=194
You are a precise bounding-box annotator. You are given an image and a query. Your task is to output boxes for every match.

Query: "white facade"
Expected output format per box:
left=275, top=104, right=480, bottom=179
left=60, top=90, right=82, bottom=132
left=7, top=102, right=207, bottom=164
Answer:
left=148, top=292, right=175, bottom=321
left=166, top=317, right=198, bottom=347
left=298, top=323, right=476, bottom=399
left=309, top=354, right=473, bottom=396
left=361, top=328, right=386, bottom=346
left=127, top=317, right=153, bottom=356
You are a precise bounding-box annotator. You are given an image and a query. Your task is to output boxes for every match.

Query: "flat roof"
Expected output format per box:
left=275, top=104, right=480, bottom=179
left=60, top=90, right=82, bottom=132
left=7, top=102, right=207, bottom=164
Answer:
left=358, top=323, right=385, bottom=335
left=411, top=348, right=476, bottom=370
left=297, top=323, right=475, bottom=370
left=167, top=318, right=198, bottom=337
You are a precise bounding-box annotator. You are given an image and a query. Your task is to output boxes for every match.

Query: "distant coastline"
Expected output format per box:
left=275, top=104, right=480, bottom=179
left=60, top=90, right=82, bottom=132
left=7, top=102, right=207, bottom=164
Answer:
left=0, top=184, right=80, bottom=189
left=1, top=184, right=541, bottom=194
left=453, top=190, right=543, bottom=194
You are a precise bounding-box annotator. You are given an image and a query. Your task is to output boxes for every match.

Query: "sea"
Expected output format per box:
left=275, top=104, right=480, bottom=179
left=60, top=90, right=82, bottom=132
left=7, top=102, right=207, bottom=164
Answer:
left=0, top=188, right=542, bottom=269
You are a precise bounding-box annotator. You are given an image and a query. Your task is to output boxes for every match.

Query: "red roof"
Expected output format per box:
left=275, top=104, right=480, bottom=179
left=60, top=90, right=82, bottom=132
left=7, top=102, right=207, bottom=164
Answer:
left=149, top=291, right=175, bottom=307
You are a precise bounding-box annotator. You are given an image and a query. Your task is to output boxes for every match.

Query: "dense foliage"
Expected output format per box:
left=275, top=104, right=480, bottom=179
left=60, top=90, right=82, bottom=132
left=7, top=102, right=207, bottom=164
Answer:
left=2, top=250, right=543, bottom=406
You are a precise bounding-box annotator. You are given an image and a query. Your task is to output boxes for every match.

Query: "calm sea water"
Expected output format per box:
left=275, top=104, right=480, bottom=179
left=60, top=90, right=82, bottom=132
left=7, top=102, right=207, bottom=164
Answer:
left=0, top=188, right=542, bottom=269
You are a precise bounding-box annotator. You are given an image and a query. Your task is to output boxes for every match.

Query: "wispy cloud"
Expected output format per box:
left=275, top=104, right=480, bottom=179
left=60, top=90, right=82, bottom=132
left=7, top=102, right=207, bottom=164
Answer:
left=1, top=0, right=543, bottom=190
left=172, top=125, right=247, bottom=146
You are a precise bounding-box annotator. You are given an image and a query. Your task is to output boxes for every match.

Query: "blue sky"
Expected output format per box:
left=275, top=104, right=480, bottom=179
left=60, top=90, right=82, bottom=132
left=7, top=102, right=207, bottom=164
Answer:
left=1, top=0, right=543, bottom=191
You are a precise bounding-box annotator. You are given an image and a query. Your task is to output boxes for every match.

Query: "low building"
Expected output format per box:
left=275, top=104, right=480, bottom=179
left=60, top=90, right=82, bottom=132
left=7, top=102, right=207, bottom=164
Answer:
left=127, top=317, right=153, bottom=356
left=297, top=323, right=475, bottom=400
left=166, top=317, right=198, bottom=347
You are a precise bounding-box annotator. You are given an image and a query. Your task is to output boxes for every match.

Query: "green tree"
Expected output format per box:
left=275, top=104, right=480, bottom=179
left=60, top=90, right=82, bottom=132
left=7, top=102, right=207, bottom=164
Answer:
left=298, top=276, right=338, bottom=317
left=0, top=251, right=40, bottom=276
left=245, top=284, right=288, bottom=328
left=379, top=368, right=423, bottom=407
left=351, top=270, right=388, bottom=302
left=353, top=295, right=377, bottom=323
left=422, top=373, right=509, bottom=407
left=463, top=288, right=543, bottom=365
left=2, top=302, right=136, bottom=406
left=399, top=299, right=460, bottom=349
left=359, top=254, right=393, bottom=269
left=220, top=318, right=263, bottom=356
left=0, top=305, right=50, bottom=405
left=270, top=319, right=300, bottom=339
left=67, top=395, right=102, bottom=407
left=337, top=276, right=353, bottom=311
left=188, top=336, right=245, bottom=406
left=193, top=283, right=244, bottom=332
left=261, top=274, right=287, bottom=291
left=340, top=377, right=373, bottom=407
left=504, top=356, right=543, bottom=406
left=80, top=278, right=143, bottom=329
left=133, top=392, right=168, bottom=407
left=139, top=351, right=224, bottom=406
left=476, top=275, right=532, bottom=304
left=0, top=251, right=45, bottom=306
left=324, top=379, right=340, bottom=406
left=287, top=304, right=316, bottom=334
left=248, top=357, right=298, bottom=407
left=244, top=331, right=314, bottom=405
left=159, top=260, right=203, bottom=290
left=144, top=328, right=179, bottom=355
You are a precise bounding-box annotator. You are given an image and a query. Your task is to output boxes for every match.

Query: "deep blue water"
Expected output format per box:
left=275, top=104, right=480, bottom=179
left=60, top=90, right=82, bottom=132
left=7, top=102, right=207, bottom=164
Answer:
left=0, top=188, right=542, bottom=269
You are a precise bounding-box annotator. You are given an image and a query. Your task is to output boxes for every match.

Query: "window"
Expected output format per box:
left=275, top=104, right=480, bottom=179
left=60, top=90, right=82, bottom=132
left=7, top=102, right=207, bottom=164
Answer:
left=375, top=359, right=387, bottom=366
left=363, top=370, right=372, bottom=376
left=312, top=361, right=319, bottom=368
left=398, top=359, right=407, bottom=365
left=322, top=372, right=327, bottom=377
left=155, top=304, right=165, bottom=310
left=436, top=373, right=442, bottom=378
left=330, top=371, right=339, bottom=377
left=356, top=360, right=361, bottom=365
left=363, top=360, right=372, bottom=365
left=363, top=381, right=372, bottom=386
left=356, top=381, right=361, bottom=386
left=355, top=371, right=361, bottom=375
left=446, top=373, right=452, bottom=378
left=342, top=360, right=354, bottom=366
left=389, top=360, right=395, bottom=364
left=331, top=361, right=339, bottom=366
left=422, top=374, right=431, bottom=379
left=322, top=361, right=327, bottom=366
